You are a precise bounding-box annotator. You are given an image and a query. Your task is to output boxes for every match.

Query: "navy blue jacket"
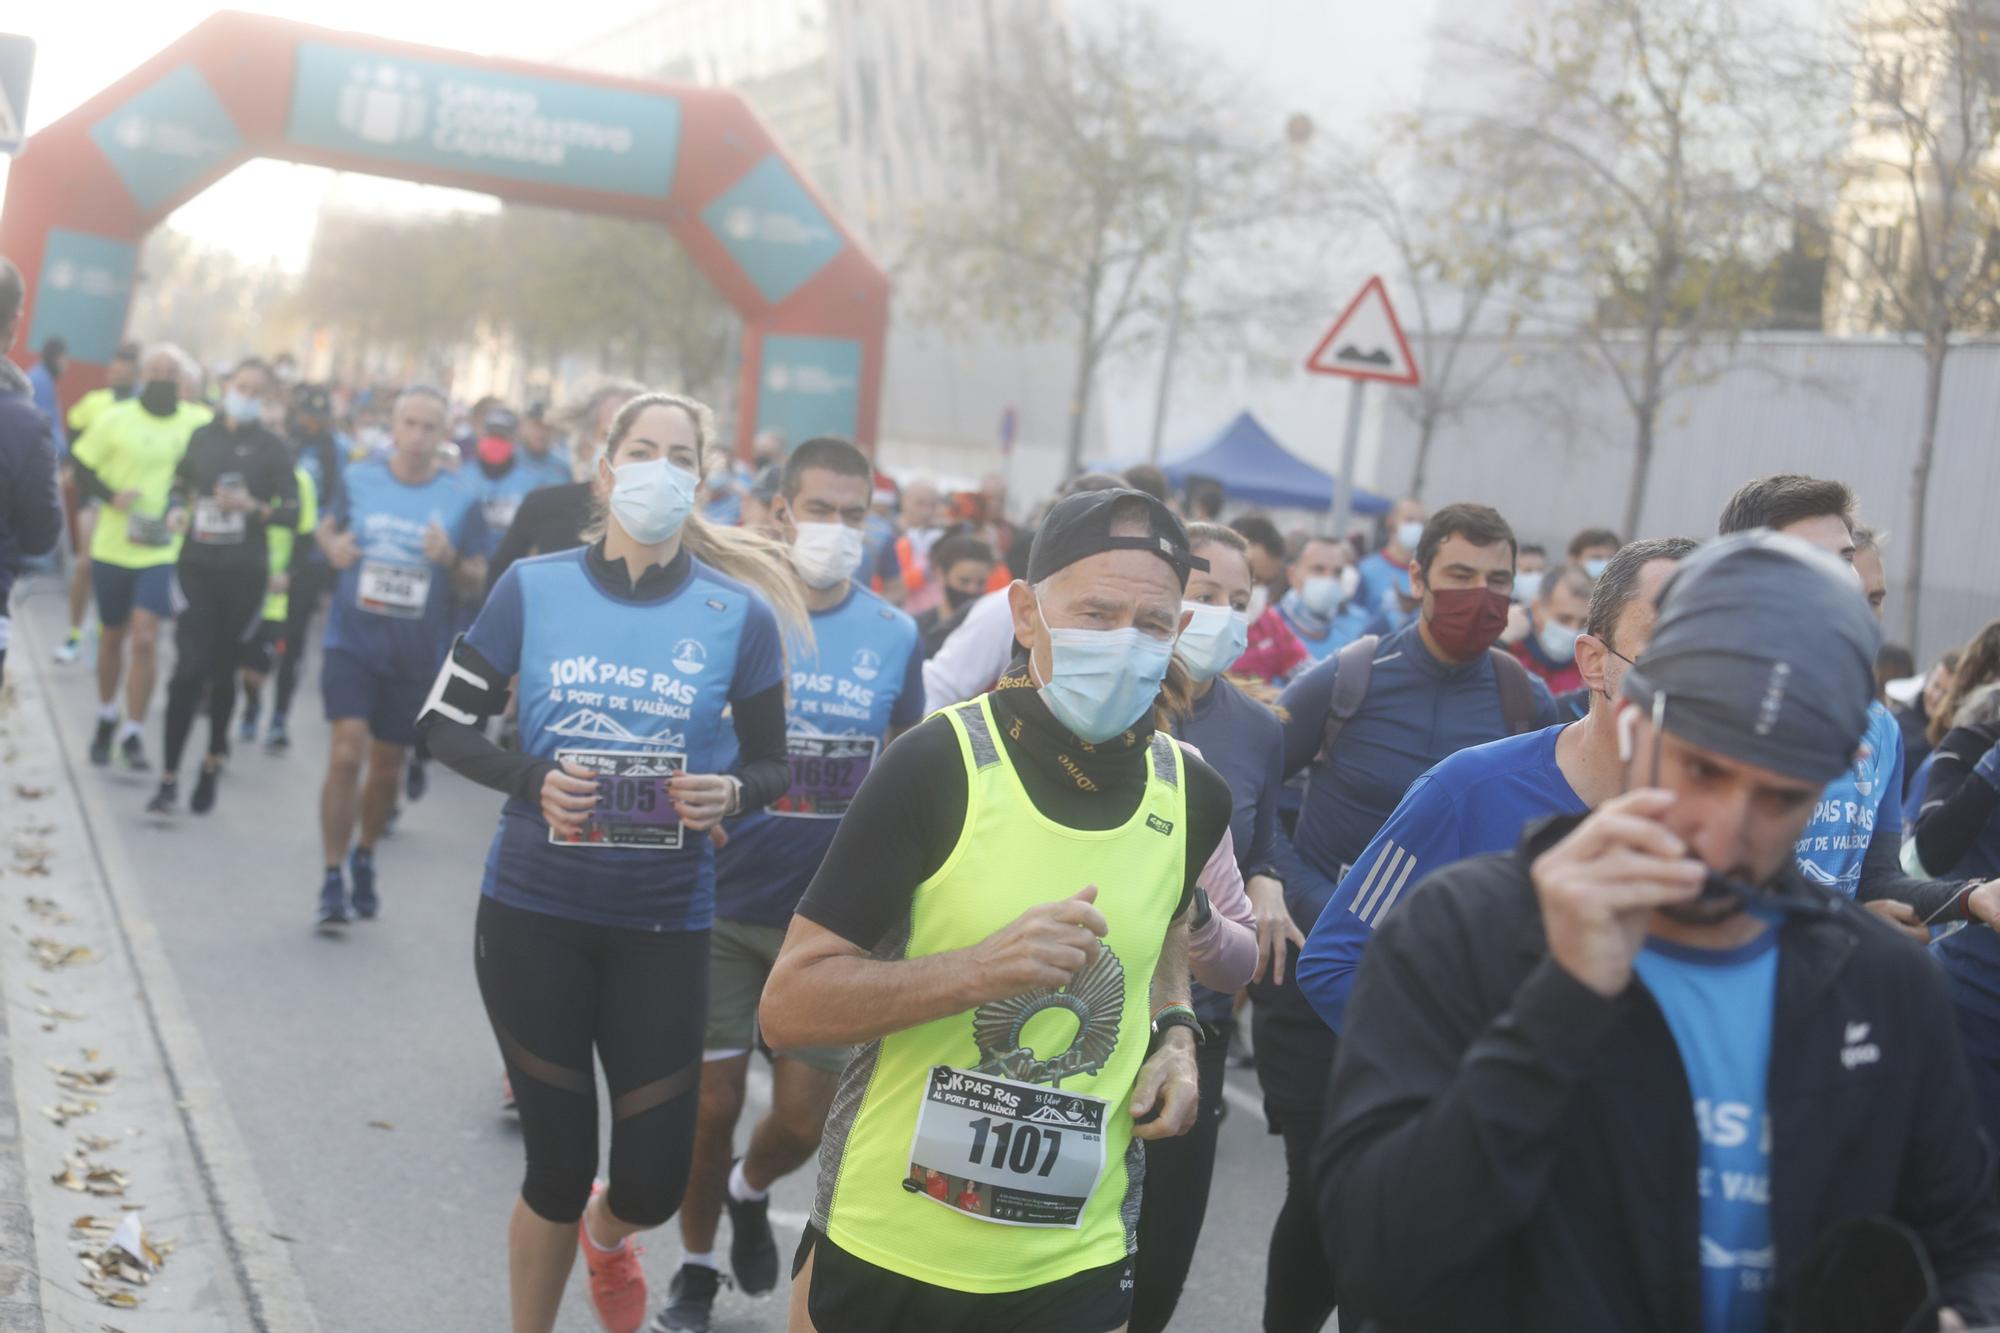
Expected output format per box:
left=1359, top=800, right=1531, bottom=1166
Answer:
left=0, top=361, right=61, bottom=611
left=1248, top=620, right=1557, bottom=1121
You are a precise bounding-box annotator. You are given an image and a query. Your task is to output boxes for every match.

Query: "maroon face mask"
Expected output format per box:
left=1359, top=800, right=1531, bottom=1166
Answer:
left=1425, top=586, right=1512, bottom=660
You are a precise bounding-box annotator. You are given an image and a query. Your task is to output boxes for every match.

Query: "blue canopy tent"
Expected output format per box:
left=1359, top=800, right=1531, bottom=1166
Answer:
left=1156, top=411, right=1391, bottom=515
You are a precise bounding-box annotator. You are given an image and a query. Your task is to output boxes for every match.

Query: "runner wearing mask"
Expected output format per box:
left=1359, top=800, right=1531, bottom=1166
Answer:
left=913, top=532, right=996, bottom=657
left=1297, top=537, right=1696, bottom=1029
left=487, top=381, right=644, bottom=593
left=67, top=344, right=210, bottom=769
left=1509, top=564, right=1592, bottom=694
left=145, top=358, right=298, bottom=815
left=419, top=391, right=803, bottom=1333
left=1511, top=543, right=1548, bottom=603
left=1230, top=514, right=1308, bottom=684
left=1276, top=535, right=1365, bottom=663
left=312, top=386, right=485, bottom=926
left=1130, top=521, right=1304, bottom=1333
left=1566, top=526, right=1621, bottom=579
left=54, top=342, right=140, bottom=665
left=1320, top=533, right=2000, bottom=1333
left=762, top=488, right=1228, bottom=1333
left=1257, top=501, right=1554, bottom=1333
left=659, top=437, right=925, bottom=1333
left=1355, top=496, right=1425, bottom=630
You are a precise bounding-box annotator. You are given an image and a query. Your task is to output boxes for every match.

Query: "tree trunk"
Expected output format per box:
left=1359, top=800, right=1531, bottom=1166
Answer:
left=1061, top=260, right=1104, bottom=483
left=1410, top=408, right=1438, bottom=501
left=1904, top=334, right=1948, bottom=648
left=1623, top=399, right=1657, bottom=540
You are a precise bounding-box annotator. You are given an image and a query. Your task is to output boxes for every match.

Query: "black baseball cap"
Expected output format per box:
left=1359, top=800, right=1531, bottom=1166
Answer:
left=1026, top=487, right=1207, bottom=587
left=292, top=383, right=331, bottom=416
left=483, top=406, right=520, bottom=437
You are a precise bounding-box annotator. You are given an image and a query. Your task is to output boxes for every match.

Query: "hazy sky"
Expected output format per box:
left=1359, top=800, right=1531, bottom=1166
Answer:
left=1, top=0, right=1438, bottom=270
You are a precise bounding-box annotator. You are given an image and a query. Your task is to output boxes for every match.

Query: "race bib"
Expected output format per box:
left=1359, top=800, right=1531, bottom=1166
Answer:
left=483, top=496, right=522, bottom=534
left=192, top=498, right=247, bottom=545
left=770, top=732, right=878, bottom=819
left=905, top=1066, right=1109, bottom=1228
left=548, top=748, right=686, bottom=850
left=356, top=559, right=432, bottom=619
left=126, top=512, right=173, bottom=548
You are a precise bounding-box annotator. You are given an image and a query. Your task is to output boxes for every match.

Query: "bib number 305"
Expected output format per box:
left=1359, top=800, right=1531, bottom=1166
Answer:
left=905, top=1065, right=1108, bottom=1229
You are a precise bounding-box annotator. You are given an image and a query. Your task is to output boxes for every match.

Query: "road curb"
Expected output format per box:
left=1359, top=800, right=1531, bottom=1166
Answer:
left=0, top=885, right=44, bottom=1333
left=15, top=604, right=320, bottom=1333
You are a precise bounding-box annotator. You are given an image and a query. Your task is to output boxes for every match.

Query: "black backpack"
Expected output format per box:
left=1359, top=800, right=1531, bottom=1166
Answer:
left=1318, top=634, right=1540, bottom=760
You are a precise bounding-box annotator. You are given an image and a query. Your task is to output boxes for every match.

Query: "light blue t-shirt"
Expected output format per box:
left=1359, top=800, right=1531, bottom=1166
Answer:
left=473, top=454, right=569, bottom=556
left=325, top=458, right=485, bottom=678
left=712, top=582, right=924, bottom=927
left=1635, top=928, right=1780, bottom=1333
left=1794, top=701, right=1904, bottom=896
left=467, top=548, right=785, bottom=931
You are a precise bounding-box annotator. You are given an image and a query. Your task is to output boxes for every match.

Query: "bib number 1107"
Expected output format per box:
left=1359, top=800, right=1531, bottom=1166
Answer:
left=966, top=1116, right=1063, bottom=1178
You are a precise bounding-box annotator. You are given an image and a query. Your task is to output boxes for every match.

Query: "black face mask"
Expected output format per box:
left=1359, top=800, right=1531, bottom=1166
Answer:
left=944, top=584, right=979, bottom=612
left=112, top=382, right=135, bottom=401
left=139, top=379, right=179, bottom=417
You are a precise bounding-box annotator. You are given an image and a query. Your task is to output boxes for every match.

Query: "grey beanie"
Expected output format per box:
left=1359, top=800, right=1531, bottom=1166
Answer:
left=1622, top=531, right=1881, bottom=784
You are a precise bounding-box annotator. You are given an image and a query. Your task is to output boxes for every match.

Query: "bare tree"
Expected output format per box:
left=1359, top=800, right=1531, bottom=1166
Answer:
left=1319, top=119, right=1557, bottom=498
left=1820, top=0, right=2000, bottom=645
left=1449, top=0, right=1800, bottom=535
left=910, top=10, right=1296, bottom=479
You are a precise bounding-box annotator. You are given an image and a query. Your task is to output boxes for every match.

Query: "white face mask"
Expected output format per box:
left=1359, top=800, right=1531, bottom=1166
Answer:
left=1300, top=575, right=1341, bottom=617
left=1397, top=520, right=1425, bottom=552
left=604, top=457, right=698, bottom=545
left=1338, top=565, right=1360, bottom=602
left=789, top=520, right=865, bottom=589
left=1514, top=570, right=1544, bottom=604
left=1177, top=601, right=1251, bottom=683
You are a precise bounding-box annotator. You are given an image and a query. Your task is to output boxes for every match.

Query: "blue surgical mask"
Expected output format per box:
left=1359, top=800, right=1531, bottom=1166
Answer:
left=1397, top=520, right=1425, bottom=552
left=1033, top=596, right=1175, bottom=742
left=1537, top=619, right=1580, bottom=665
left=223, top=390, right=261, bottom=425
left=1583, top=557, right=1610, bottom=580
left=606, top=457, right=698, bottom=544
left=1300, top=575, right=1341, bottom=616
left=1177, top=602, right=1250, bottom=683
left=1513, top=570, right=1544, bottom=604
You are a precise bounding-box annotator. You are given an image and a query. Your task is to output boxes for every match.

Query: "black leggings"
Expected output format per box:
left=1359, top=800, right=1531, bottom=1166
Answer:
left=273, top=561, right=329, bottom=718
left=164, top=563, right=267, bottom=775
left=1130, top=1024, right=1233, bottom=1333
left=1265, top=1111, right=1338, bottom=1333
left=474, top=895, right=708, bottom=1227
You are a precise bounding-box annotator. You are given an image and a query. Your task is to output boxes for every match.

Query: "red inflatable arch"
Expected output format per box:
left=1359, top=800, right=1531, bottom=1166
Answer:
left=0, top=10, right=889, bottom=456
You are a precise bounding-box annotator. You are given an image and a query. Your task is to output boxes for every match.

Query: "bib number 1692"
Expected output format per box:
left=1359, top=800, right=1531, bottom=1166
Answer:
left=967, top=1116, right=1063, bottom=1178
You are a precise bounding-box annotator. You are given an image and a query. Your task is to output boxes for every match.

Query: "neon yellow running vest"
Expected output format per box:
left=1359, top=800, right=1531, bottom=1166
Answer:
left=811, top=695, right=1188, bottom=1292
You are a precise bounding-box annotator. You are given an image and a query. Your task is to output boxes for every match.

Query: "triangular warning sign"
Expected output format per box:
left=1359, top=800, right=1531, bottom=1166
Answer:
left=0, top=84, right=18, bottom=149
left=1305, top=276, right=1420, bottom=386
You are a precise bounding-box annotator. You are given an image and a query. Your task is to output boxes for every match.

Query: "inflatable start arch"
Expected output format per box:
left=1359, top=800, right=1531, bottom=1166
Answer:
left=0, top=10, right=890, bottom=455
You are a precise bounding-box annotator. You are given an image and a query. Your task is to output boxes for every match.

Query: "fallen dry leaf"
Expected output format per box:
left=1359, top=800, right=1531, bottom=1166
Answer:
left=13, top=785, right=49, bottom=801
left=43, top=1099, right=98, bottom=1127
left=35, top=1005, right=88, bottom=1024
left=28, top=937, right=95, bottom=970
left=80, top=1280, right=139, bottom=1309
left=367, top=1119, right=395, bottom=1131
left=76, top=1135, right=117, bottom=1153
left=24, top=894, right=68, bottom=922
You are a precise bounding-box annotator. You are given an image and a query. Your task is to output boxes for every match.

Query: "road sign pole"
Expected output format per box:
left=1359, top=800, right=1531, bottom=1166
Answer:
left=1329, top=378, right=1366, bottom=539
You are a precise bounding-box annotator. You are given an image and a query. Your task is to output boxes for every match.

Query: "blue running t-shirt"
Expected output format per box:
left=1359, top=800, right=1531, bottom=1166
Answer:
left=713, top=583, right=924, bottom=927
left=466, top=548, right=785, bottom=931
left=1298, top=723, right=1587, bottom=1030
left=325, top=458, right=485, bottom=680
left=1634, top=928, right=1781, bottom=1333
left=1794, top=701, right=1904, bottom=896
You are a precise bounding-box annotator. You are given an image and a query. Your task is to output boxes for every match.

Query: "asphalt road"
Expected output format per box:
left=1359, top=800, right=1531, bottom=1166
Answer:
left=15, top=577, right=1297, bottom=1333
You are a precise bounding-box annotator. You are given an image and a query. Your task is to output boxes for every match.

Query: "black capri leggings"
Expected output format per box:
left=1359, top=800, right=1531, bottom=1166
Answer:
left=164, top=563, right=268, bottom=775
left=475, top=895, right=708, bottom=1228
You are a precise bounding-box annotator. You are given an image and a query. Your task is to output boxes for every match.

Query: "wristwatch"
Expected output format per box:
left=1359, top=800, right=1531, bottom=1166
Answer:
left=1151, top=1005, right=1204, bottom=1048
left=1189, top=887, right=1213, bottom=931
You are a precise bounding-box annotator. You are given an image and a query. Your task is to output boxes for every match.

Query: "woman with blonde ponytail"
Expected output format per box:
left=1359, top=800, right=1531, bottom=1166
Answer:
left=415, top=391, right=799, bottom=1333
